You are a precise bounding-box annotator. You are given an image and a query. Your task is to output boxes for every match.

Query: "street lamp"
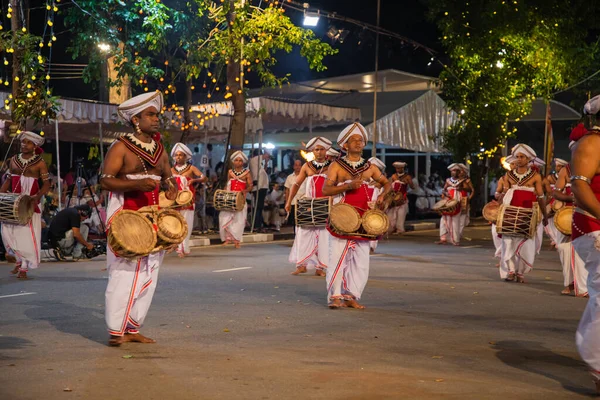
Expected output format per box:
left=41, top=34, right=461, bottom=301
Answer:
left=303, top=11, right=320, bottom=27
left=97, top=43, right=111, bottom=53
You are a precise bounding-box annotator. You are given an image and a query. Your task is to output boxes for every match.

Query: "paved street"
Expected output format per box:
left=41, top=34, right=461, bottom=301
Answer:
left=0, top=225, right=595, bottom=399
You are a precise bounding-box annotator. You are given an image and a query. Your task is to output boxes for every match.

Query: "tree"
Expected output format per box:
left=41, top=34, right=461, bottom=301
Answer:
left=425, top=0, right=600, bottom=161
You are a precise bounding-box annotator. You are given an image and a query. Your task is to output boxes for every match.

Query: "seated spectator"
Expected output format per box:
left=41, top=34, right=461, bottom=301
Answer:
left=48, top=205, right=94, bottom=261
left=264, top=183, right=285, bottom=231
left=414, top=182, right=429, bottom=212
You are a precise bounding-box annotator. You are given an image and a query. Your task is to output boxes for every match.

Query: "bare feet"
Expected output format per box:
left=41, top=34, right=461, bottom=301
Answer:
left=328, top=298, right=346, bottom=309
left=516, top=275, right=525, bottom=283
left=10, top=265, right=19, bottom=275
left=344, top=298, right=366, bottom=309
left=561, top=284, right=575, bottom=296
left=315, top=269, right=325, bottom=277
left=505, top=272, right=515, bottom=282
left=177, top=252, right=185, bottom=258
left=16, top=271, right=28, bottom=279
left=234, top=242, right=241, bottom=249
left=108, top=333, right=156, bottom=347
left=291, top=265, right=307, bottom=275
left=222, top=241, right=231, bottom=246
left=435, top=240, right=447, bottom=245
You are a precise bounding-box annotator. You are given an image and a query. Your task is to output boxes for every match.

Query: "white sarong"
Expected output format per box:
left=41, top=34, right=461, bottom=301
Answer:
left=556, top=230, right=588, bottom=295
left=173, top=175, right=194, bottom=255
left=492, top=224, right=502, bottom=258
left=387, top=203, right=408, bottom=233
left=219, top=179, right=247, bottom=242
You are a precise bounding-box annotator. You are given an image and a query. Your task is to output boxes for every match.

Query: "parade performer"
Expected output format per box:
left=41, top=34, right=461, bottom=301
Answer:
left=326, top=148, right=340, bottom=162
left=457, top=163, right=475, bottom=234
left=436, top=164, right=468, bottom=246
left=322, top=123, right=391, bottom=309
left=101, top=91, right=177, bottom=346
left=0, top=131, right=50, bottom=279
left=492, top=156, right=516, bottom=261
left=544, top=158, right=569, bottom=246
left=386, top=161, right=415, bottom=235
left=367, top=157, right=386, bottom=253
left=496, top=144, right=548, bottom=283
left=285, top=137, right=332, bottom=276
left=170, top=142, right=207, bottom=257
left=219, top=151, right=252, bottom=248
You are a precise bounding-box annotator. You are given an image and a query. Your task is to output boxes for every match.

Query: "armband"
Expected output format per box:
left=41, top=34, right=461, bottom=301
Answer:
left=41, top=172, right=50, bottom=181
left=537, top=195, right=544, bottom=199
left=99, top=174, right=115, bottom=180
left=572, top=175, right=591, bottom=184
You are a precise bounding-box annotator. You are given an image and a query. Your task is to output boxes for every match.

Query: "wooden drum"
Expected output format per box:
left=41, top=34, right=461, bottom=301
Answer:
left=362, top=209, right=389, bottom=236
left=159, top=191, right=175, bottom=208
left=214, top=189, right=245, bottom=212
left=154, top=209, right=188, bottom=250
left=482, top=201, right=500, bottom=223
left=329, top=203, right=361, bottom=235
left=108, top=210, right=157, bottom=258
left=554, top=206, right=574, bottom=236
left=496, top=204, right=540, bottom=239
left=175, top=189, right=194, bottom=208
left=295, top=197, right=331, bottom=227
left=0, top=193, right=35, bottom=225
left=433, top=199, right=460, bottom=216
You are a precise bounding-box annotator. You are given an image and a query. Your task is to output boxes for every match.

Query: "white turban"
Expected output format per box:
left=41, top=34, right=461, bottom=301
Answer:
left=447, top=163, right=459, bottom=171
left=369, top=157, right=386, bottom=171
left=170, top=142, right=192, bottom=161
left=532, top=157, right=546, bottom=167
left=392, top=161, right=407, bottom=168
left=19, top=131, right=44, bottom=147
left=337, top=122, right=368, bottom=146
left=457, top=163, right=469, bottom=172
left=568, top=140, right=576, bottom=150
left=505, top=155, right=516, bottom=164
left=584, top=94, right=600, bottom=115
left=230, top=150, right=248, bottom=163
left=554, top=158, right=568, bottom=166
left=511, top=143, right=536, bottom=159
left=118, top=91, right=164, bottom=125
left=306, top=136, right=332, bottom=151
left=326, top=148, right=340, bottom=157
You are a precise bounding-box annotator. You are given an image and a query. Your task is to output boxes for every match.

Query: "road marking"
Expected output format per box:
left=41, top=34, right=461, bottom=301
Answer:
left=461, top=245, right=482, bottom=249
left=213, top=267, right=253, bottom=273
left=0, top=292, right=37, bottom=299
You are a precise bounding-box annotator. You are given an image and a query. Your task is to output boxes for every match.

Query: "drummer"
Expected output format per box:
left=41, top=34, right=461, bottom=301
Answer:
left=100, top=91, right=177, bottom=346
left=456, top=163, right=475, bottom=236
left=326, top=148, right=340, bottom=162
left=544, top=158, right=569, bottom=247
left=170, top=142, right=207, bottom=258
left=491, top=156, right=516, bottom=263
left=367, top=157, right=386, bottom=253
left=322, top=123, right=391, bottom=309
left=0, top=131, right=50, bottom=279
left=285, top=137, right=333, bottom=276
left=219, top=151, right=252, bottom=248
left=436, top=163, right=467, bottom=246
left=496, top=143, right=548, bottom=283
left=387, top=161, right=415, bottom=235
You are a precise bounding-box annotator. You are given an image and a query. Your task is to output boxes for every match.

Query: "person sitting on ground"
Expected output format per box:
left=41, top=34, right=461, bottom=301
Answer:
left=48, top=204, right=94, bottom=261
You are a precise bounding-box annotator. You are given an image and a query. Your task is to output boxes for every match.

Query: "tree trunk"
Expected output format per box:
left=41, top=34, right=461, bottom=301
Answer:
left=226, top=0, right=245, bottom=163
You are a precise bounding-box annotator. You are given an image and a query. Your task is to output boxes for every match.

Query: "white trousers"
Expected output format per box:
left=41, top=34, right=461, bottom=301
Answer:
left=386, top=204, right=408, bottom=233
left=1, top=213, right=41, bottom=272
left=326, top=235, right=370, bottom=301
left=219, top=204, right=247, bottom=242
left=440, top=214, right=461, bottom=244
left=105, top=249, right=164, bottom=336
left=289, top=227, right=326, bottom=269
left=500, top=236, right=536, bottom=279
left=573, top=233, right=600, bottom=379
left=545, top=216, right=559, bottom=245
left=491, top=224, right=502, bottom=258
left=555, top=230, right=588, bottom=295
left=178, top=209, right=194, bottom=255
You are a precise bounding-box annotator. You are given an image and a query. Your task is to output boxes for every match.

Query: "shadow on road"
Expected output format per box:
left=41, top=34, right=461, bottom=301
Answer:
left=494, top=340, right=595, bottom=397
left=23, top=300, right=106, bottom=346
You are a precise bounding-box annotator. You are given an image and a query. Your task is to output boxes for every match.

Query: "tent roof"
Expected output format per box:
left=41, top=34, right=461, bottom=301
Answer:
left=517, top=99, right=581, bottom=122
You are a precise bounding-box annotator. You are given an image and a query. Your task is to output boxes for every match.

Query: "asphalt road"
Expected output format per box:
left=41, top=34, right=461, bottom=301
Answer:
left=0, top=226, right=595, bottom=399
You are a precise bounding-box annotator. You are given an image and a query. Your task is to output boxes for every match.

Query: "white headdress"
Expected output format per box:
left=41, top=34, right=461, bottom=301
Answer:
left=230, top=150, right=248, bottom=163
left=532, top=157, right=546, bottom=167
left=554, top=158, right=568, bottom=167
left=457, top=163, right=469, bottom=172
left=19, top=131, right=44, bottom=147
left=511, top=143, right=536, bottom=159
left=170, top=143, right=192, bottom=161
left=117, top=91, right=164, bottom=125
left=326, top=148, right=340, bottom=157
left=337, top=122, right=368, bottom=146
left=368, top=157, right=386, bottom=171
left=584, top=94, right=600, bottom=115
left=392, top=161, right=407, bottom=168
left=568, top=140, right=577, bottom=150
left=447, top=163, right=459, bottom=171
left=306, top=136, right=332, bottom=151
left=505, top=155, right=516, bottom=164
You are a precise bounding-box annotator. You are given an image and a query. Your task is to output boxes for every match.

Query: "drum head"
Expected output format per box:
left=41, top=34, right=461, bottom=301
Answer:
left=432, top=199, right=448, bottom=211
left=235, top=191, right=245, bottom=211
left=156, top=209, right=187, bottom=243
left=329, top=203, right=361, bottom=233
left=16, top=195, right=35, bottom=224
left=552, top=200, right=564, bottom=212
left=159, top=192, right=175, bottom=208
left=176, top=190, right=193, bottom=205
left=482, top=201, right=500, bottom=223
left=362, top=209, right=389, bottom=236
left=445, top=199, right=459, bottom=207
left=554, top=206, right=573, bottom=236
left=109, top=210, right=156, bottom=256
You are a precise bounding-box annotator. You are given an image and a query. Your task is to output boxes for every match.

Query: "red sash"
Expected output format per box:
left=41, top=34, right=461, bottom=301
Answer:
left=12, top=175, right=40, bottom=213
left=510, top=189, right=537, bottom=209
left=572, top=175, right=600, bottom=239
left=311, top=175, right=326, bottom=198
left=230, top=179, right=247, bottom=192
left=123, top=186, right=159, bottom=211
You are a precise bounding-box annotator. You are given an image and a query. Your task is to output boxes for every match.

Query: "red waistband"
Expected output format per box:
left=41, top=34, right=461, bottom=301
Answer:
left=572, top=211, right=600, bottom=240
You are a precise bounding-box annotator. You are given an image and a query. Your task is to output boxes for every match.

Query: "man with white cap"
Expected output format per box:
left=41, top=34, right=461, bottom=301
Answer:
left=491, top=156, right=517, bottom=262
left=219, top=150, right=252, bottom=248
left=322, top=123, right=391, bottom=309
left=571, top=96, right=600, bottom=393
left=543, top=158, right=569, bottom=246
left=0, top=131, right=50, bottom=279
left=367, top=157, right=386, bottom=253
left=387, top=161, right=416, bottom=234
left=326, top=148, right=340, bottom=162
left=170, top=142, right=207, bottom=257
left=285, top=137, right=333, bottom=276
left=496, top=143, right=548, bottom=283
left=456, top=163, right=475, bottom=234
left=436, top=163, right=468, bottom=246
left=100, top=91, right=178, bottom=346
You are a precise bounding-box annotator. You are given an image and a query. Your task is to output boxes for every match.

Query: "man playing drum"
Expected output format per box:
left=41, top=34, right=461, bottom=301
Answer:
left=367, top=157, right=386, bottom=253
left=491, top=156, right=516, bottom=264
left=436, top=163, right=467, bottom=246
left=456, top=163, right=475, bottom=236
left=285, top=137, right=333, bottom=276
left=0, top=131, right=50, bottom=279
left=170, top=142, right=207, bottom=258
left=496, top=143, right=548, bottom=283
left=322, top=123, right=391, bottom=309
left=571, top=96, right=600, bottom=394
left=219, top=151, right=252, bottom=248
left=100, top=91, right=177, bottom=346
left=386, top=161, right=415, bottom=235
left=544, top=158, right=569, bottom=247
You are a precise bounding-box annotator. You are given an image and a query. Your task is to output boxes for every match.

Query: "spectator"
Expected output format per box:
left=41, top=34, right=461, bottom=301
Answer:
left=249, top=149, right=271, bottom=232
left=489, top=177, right=498, bottom=198
left=48, top=205, right=94, bottom=261
left=264, top=183, right=285, bottom=231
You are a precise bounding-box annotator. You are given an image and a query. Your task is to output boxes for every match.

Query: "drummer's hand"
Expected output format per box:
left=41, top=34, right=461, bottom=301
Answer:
left=284, top=203, right=291, bottom=213
left=346, top=179, right=362, bottom=191
left=33, top=193, right=43, bottom=203
left=376, top=196, right=385, bottom=208
left=165, top=182, right=177, bottom=200
left=165, top=244, right=178, bottom=254
left=136, top=178, right=158, bottom=192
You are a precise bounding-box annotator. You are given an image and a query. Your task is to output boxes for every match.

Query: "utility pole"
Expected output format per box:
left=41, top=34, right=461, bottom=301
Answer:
left=371, top=0, right=381, bottom=156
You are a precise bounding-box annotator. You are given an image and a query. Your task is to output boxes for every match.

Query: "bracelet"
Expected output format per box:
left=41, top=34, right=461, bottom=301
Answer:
left=537, top=195, right=544, bottom=199
left=99, top=174, right=115, bottom=180
left=572, top=175, right=591, bottom=184
left=162, top=176, right=175, bottom=182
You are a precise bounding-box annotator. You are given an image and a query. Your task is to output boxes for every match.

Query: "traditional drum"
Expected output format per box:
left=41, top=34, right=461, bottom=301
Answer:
left=108, top=210, right=157, bottom=258
left=496, top=204, right=540, bottom=239
left=362, top=209, right=389, bottom=236
left=329, top=203, right=361, bottom=235
left=554, top=206, right=574, bottom=236
left=0, top=193, right=35, bottom=225
left=154, top=209, right=188, bottom=250
left=551, top=200, right=565, bottom=212
left=432, top=198, right=460, bottom=216
left=391, top=192, right=406, bottom=207
left=482, top=201, right=500, bottom=223
left=159, top=191, right=175, bottom=208
left=460, top=197, right=469, bottom=214
left=295, top=197, right=330, bottom=227
left=214, top=189, right=245, bottom=212
left=175, top=189, right=194, bottom=208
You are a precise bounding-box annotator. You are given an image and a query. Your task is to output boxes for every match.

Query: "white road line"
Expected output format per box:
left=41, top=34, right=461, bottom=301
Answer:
left=461, top=245, right=482, bottom=249
left=0, top=292, right=37, bottom=299
left=212, top=267, right=253, bottom=273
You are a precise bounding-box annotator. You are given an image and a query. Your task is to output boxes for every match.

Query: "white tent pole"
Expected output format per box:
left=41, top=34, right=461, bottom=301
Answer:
left=426, top=152, right=431, bottom=179
left=55, top=119, right=62, bottom=210
left=70, top=142, right=73, bottom=168
left=98, top=122, right=104, bottom=164
left=414, top=152, right=419, bottom=183
left=309, top=114, right=313, bottom=135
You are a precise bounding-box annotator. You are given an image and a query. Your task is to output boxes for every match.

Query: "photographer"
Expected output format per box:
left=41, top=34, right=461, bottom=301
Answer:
left=48, top=205, right=94, bottom=261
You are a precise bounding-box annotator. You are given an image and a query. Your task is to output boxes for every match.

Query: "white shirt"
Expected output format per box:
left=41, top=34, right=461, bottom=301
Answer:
left=284, top=172, right=306, bottom=206
left=249, top=155, right=269, bottom=190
